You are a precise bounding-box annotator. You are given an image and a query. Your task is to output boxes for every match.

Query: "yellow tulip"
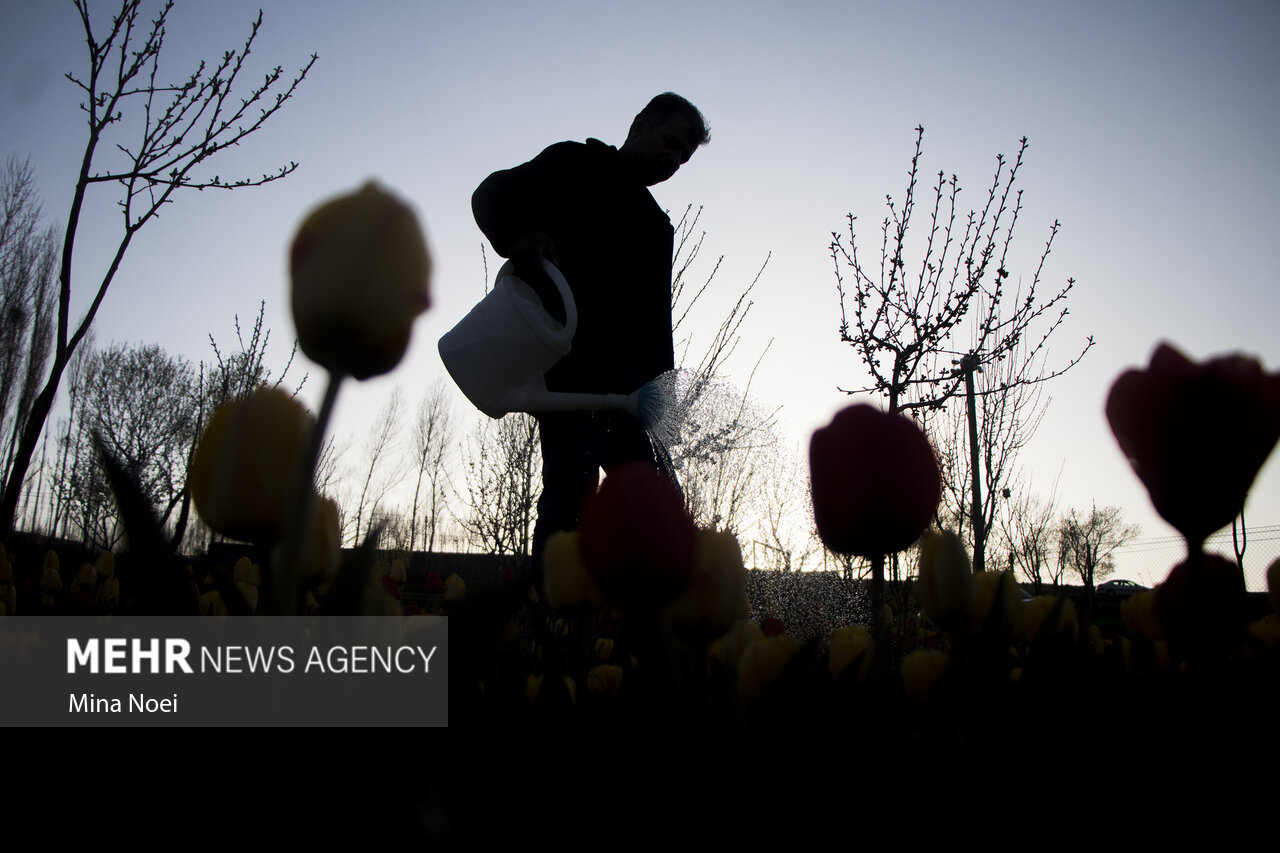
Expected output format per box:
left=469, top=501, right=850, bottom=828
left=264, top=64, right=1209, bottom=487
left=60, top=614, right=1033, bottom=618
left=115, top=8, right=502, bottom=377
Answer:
left=289, top=182, right=432, bottom=380
left=587, top=665, right=624, bottom=696
left=94, top=550, right=115, bottom=580
left=189, top=388, right=314, bottom=544
left=738, top=634, right=801, bottom=705
left=542, top=530, right=602, bottom=609
left=1122, top=590, right=1162, bottom=641
left=298, top=495, right=342, bottom=583
left=901, top=648, right=950, bottom=703
left=972, top=570, right=1026, bottom=641
left=1025, top=595, right=1079, bottom=644
left=918, top=531, right=975, bottom=633
left=708, top=618, right=765, bottom=674
left=828, top=625, right=874, bottom=682
left=668, top=529, right=749, bottom=637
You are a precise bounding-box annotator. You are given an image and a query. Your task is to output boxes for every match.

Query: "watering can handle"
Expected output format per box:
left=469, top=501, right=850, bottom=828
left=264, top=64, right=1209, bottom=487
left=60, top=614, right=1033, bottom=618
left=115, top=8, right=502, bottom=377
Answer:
left=540, top=258, right=578, bottom=339
left=496, top=258, right=578, bottom=340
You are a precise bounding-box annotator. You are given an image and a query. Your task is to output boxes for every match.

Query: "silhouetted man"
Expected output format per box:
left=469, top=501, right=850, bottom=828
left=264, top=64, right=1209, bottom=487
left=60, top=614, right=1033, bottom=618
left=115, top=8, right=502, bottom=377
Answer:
left=472, top=92, right=710, bottom=569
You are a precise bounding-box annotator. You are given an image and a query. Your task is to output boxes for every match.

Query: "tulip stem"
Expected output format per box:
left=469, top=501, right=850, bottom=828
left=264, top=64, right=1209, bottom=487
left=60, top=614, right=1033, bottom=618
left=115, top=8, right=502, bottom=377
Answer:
left=271, top=369, right=346, bottom=615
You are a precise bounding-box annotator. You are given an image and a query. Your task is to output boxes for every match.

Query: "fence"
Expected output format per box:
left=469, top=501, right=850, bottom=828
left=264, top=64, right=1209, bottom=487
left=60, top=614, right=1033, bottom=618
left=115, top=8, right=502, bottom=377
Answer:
left=1109, top=524, right=1278, bottom=593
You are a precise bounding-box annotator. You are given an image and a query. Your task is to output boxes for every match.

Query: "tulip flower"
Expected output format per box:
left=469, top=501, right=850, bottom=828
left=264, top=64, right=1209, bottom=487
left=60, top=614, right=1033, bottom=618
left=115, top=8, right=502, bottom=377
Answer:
left=298, top=495, right=341, bottom=583
left=708, top=619, right=765, bottom=674
left=445, top=573, right=467, bottom=602
left=578, top=461, right=696, bottom=610
left=828, top=625, right=874, bottom=682
left=971, top=569, right=1026, bottom=642
left=668, top=530, right=749, bottom=638
left=189, top=388, right=314, bottom=544
left=1105, top=343, right=1280, bottom=547
left=738, top=634, right=801, bottom=705
left=289, top=182, right=432, bottom=380
left=901, top=648, right=949, bottom=703
left=1121, top=590, right=1163, bottom=642
left=1025, top=595, right=1079, bottom=645
left=542, top=531, right=603, bottom=610
left=587, top=665, right=624, bottom=696
left=94, top=551, right=114, bottom=580
left=809, top=404, right=941, bottom=557
left=917, top=530, right=976, bottom=634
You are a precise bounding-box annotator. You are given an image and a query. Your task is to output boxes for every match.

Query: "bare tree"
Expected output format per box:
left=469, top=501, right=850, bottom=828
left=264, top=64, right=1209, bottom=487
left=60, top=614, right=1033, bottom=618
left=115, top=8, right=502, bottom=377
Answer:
left=408, top=378, right=455, bottom=553
left=350, top=386, right=406, bottom=546
left=830, top=127, right=1092, bottom=586
left=0, top=0, right=316, bottom=535
left=1001, top=485, right=1059, bottom=594
left=0, top=157, right=59, bottom=498
left=457, top=413, right=540, bottom=556
left=1057, top=503, right=1140, bottom=620
left=64, top=341, right=198, bottom=547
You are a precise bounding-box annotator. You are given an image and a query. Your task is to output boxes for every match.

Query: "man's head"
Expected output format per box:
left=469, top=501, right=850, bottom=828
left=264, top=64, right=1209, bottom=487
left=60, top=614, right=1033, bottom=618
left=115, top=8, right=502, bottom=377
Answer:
left=619, top=92, right=709, bottom=186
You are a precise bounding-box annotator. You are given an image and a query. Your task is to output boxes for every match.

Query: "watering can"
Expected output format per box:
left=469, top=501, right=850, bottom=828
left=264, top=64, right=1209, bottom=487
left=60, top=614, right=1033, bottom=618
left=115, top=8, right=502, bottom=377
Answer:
left=438, top=258, right=656, bottom=423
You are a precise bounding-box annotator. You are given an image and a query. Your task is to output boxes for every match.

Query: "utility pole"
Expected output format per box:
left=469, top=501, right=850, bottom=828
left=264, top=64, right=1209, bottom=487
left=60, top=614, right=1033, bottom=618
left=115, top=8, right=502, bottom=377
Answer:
left=957, top=352, right=986, bottom=573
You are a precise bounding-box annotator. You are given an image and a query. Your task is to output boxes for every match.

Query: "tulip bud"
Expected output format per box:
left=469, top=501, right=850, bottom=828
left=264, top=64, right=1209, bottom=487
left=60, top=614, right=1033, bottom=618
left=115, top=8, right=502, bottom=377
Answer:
left=918, top=530, right=975, bottom=634
left=709, top=619, right=765, bottom=674
left=444, top=573, right=467, bottom=602
left=72, top=563, right=96, bottom=594
left=542, top=531, right=602, bottom=610
left=587, top=665, right=624, bottom=696
left=901, top=648, right=949, bottom=703
left=1025, top=595, right=1079, bottom=645
left=828, top=625, right=874, bottom=682
left=971, top=569, right=1026, bottom=641
left=1121, top=590, right=1162, bottom=641
left=809, top=404, right=941, bottom=557
left=189, top=388, right=314, bottom=544
left=738, top=634, right=801, bottom=705
left=298, top=495, right=342, bottom=584
left=579, top=461, right=696, bottom=610
left=1105, top=343, right=1280, bottom=546
left=94, top=551, right=115, bottom=580
left=290, top=182, right=432, bottom=380
left=668, top=530, right=749, bottom=638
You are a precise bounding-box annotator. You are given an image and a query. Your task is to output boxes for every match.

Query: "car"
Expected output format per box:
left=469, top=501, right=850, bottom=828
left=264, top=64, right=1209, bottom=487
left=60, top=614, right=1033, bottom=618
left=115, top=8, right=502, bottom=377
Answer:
left=1096, top=579, right=1148, bottom=596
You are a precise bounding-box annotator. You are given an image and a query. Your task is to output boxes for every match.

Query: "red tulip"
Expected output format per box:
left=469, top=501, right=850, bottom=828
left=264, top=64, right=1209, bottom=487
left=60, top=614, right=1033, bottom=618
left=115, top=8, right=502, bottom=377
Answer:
left=1105, top=343, right=1280, bottom=546
left=578, top=461, right=696, bottom=610
left=809, top=404, right=941, bottom=557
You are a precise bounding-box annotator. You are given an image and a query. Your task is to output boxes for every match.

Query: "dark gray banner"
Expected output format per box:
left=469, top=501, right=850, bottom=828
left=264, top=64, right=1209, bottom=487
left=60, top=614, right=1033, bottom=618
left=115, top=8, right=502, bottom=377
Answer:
left=0, top=616, right=448, bottom=726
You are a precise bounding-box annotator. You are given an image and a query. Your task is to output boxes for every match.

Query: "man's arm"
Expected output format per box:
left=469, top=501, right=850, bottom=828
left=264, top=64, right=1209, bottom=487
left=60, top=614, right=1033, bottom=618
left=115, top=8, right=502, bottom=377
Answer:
left=472, top=142, right=582, bottom=262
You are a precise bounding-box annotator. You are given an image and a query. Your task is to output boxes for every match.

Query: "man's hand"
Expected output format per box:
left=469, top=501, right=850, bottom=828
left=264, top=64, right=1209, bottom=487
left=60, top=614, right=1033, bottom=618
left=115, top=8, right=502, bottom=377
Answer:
left=508, top=231, right=559, bottom=279
left=507, top=231, right=566, bottom=325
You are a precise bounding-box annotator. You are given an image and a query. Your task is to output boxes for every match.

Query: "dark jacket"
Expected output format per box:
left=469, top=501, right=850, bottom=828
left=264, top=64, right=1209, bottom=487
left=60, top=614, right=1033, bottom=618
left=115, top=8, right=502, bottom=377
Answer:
left=472, top=139, right=675, bottom=395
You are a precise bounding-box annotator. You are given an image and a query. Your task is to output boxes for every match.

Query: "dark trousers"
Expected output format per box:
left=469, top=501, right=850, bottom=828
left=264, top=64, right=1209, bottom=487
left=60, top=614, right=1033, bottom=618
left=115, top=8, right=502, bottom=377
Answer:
left=531, top=409, right=670, bottom=572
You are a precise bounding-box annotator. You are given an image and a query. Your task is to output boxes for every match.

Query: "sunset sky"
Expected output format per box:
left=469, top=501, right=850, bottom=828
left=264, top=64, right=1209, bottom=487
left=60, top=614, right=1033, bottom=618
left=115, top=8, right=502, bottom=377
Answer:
left=3, top=0, right=1279, bottom=586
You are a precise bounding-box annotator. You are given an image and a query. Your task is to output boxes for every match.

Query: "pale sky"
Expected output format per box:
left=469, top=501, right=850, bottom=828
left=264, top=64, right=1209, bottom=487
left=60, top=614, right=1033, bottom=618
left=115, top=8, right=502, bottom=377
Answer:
left=3, top=0, right=1279, bottom=587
